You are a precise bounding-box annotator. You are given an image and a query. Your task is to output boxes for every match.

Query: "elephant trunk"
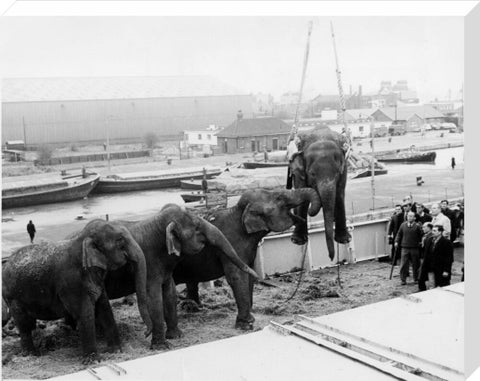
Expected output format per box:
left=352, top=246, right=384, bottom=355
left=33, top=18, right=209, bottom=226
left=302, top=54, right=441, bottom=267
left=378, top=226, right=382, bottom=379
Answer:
left=198, top=219, right=259, bottom=279
left=289, top=188, right=322, bottom=216
left=125, top=238, right=153, bottom=336
left=318, top=180, right=337, bottom=261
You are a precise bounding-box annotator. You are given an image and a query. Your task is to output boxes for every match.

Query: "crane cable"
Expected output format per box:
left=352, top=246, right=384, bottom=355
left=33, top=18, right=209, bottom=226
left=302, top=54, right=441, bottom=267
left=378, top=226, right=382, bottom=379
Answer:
left=288, top=20, right=313, bottom=144
left=330, top=20, right=352, bottom=160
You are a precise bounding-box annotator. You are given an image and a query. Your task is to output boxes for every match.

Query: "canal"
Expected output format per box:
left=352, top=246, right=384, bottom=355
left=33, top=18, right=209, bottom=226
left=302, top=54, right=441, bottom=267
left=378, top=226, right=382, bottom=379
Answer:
left=2, top=147, right=464, bottom=255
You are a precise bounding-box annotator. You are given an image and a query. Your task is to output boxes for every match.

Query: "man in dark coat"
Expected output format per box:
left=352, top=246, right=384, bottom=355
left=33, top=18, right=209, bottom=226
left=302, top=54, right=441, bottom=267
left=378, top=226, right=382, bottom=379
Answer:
left=26, top=220, right=36, bottom=244
left=430, top=225, right=454, bottom=287
left=415, top=203, right=432, bottom=225
left=418, top=222, right=435, bottom=291
left=387, top=204, right=404, bottom=265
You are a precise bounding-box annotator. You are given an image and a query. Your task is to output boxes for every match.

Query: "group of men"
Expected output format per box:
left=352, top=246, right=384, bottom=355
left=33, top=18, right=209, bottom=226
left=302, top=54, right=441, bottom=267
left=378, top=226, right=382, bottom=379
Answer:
left=387, top=196, right=462, bottom=290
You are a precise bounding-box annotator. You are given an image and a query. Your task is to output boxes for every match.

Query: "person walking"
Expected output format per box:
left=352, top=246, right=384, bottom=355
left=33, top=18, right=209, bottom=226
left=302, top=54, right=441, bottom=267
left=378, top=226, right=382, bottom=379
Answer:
left=27, top=220, right=36, bottom=244
left=395, top=211, right=423, bottom=285
left=451, top=157, right=456, bottom=170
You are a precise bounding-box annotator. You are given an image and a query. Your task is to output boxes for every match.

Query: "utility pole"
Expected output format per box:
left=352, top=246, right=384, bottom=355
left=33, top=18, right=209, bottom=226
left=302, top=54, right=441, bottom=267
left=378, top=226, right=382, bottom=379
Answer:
left=22, top=116, right=27, bottom=147
left=105, top=115, right=112, bottom=172
left=370, top=118, right=376, bottom=210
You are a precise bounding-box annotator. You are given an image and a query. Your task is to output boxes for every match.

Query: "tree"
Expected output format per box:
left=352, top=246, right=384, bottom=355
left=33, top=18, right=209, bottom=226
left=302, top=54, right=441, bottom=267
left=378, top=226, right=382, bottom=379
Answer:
left=144, top=132, right=159, bottom=149
left=37, top=144, right=55, bottom=165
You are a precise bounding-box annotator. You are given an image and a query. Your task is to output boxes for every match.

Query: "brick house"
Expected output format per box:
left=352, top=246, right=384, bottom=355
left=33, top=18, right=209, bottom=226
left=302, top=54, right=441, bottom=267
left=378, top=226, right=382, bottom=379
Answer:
left=216, top=113, right=291, bottom=154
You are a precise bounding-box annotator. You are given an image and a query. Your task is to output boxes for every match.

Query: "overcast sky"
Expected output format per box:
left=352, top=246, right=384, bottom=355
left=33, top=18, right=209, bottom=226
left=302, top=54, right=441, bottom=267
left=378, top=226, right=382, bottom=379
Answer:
left=0, top=16, right=464, bottom=102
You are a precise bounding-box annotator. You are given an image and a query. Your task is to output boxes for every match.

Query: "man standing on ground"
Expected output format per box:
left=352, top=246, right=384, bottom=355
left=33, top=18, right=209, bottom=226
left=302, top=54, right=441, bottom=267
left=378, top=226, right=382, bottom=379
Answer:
left=440, top=199, right=457, bottom=242
left=416, top=203, right=432, bottom=225
left=418, top=222, right=435, bottom=291
left=430, top=225, right=454, bottom=287
left=26, top=220, right=36, bottom=244
left=395, top=211, right=423, bottom=285
left=431, top=203, right=451, bottom=239
left=388, top=204, right=404, bottom=265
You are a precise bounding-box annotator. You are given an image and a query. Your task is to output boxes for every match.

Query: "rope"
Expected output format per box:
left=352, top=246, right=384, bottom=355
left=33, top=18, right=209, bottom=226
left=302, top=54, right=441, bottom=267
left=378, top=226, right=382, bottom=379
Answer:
left=282, top=243, right=309, bottom=304
left=287, top=20, right=313, bottom=144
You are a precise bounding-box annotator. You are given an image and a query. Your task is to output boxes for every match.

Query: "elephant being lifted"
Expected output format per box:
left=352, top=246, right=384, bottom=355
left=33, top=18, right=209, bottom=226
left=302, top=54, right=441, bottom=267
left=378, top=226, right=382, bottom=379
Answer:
left=289, top=129, right=352, bottom=260
left=2, top=220, right=152, bottom=363
left=103, top=204, right=258, bottom=350
left=173, top=188, right=321, bottom=330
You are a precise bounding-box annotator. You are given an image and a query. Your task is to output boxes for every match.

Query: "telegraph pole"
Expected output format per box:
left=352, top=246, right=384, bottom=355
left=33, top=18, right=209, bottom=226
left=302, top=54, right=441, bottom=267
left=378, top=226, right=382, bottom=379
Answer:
left=370, top=118, right=376, bottom=210
left=105, top=115, right=112, bottom=172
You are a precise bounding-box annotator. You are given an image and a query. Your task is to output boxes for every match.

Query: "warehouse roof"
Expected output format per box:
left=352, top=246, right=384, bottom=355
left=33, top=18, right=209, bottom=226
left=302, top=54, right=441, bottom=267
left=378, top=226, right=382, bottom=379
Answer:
left=374, top=105, right=444, bottom=121
left=217, top=117, right=291, bottom=138
left=1, top=76, right=248, bottom=103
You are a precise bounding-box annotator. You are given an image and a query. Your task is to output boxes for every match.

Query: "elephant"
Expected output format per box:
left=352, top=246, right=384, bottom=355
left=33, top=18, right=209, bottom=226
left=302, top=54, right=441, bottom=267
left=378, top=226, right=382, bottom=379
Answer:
left=289, top=129, right=352, bottom=260
left=102, top=204, right=258, bottom=350
left=2, top=220, right=152, bottom=364
left=173, top=188, right=321, bottom=330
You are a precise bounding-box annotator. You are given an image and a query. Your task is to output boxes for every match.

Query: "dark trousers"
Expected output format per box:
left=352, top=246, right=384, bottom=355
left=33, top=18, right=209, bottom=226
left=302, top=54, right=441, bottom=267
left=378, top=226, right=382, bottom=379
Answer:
left=434, top=271, right=451, bottom=288
left=400, top=247, right=420, bottom=282
left=418, top=260, right=429, bottom=291
left=391, top=244, right=400, bottom=265
left=28, top=233, right=35, bottom=243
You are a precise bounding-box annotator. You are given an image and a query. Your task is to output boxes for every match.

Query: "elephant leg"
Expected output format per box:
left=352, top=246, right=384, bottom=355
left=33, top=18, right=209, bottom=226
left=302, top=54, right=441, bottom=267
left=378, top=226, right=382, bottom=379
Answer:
left=223, top=262, right=255, bottom=330
left=334, top=170, right=351, bottom=244
left=147, top=278, right=170, bottom=350
left=9, top=301, right=38, bottom=355
left=77, top=295, right=100, bottom=363
left=185, top=282, right=202, bottom=305
left=64, top=311, right=77, bottom=330
left=95, top=291, right=121, bottom=352
left=292, top=202, right=309, bottom=245
left=163, top=277, right=183, bottom=340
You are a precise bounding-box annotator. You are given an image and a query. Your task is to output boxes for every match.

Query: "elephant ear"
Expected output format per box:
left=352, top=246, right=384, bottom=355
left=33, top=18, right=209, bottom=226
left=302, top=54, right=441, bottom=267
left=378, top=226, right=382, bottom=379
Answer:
left=166, top=222, right=181, bottom=257
left=82, top=237, right=107, bottom=270
left=242, top=204, right=269, bottom=234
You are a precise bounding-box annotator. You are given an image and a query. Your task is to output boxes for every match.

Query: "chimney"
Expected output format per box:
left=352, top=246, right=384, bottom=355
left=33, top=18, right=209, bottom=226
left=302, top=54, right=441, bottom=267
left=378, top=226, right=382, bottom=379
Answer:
left=237, top=110, right=243, bottom=120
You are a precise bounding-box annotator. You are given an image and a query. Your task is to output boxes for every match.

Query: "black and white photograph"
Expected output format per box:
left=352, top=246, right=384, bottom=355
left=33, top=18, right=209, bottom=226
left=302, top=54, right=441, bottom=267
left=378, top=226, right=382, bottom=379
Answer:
left=0, top=2, right=476, bottom=380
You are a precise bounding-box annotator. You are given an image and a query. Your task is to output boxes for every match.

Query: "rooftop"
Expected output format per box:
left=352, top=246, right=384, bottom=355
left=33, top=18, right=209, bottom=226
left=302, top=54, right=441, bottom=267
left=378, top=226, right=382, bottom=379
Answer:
left=2, top=76, right=247, bottom=103
left=216, top=117, right=291, bottom=138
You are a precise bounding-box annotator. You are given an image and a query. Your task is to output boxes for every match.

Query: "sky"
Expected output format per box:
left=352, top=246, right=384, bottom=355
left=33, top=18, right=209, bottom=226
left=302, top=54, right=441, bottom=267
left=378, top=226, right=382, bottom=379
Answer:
left=0, top=16, right=464, bottom=103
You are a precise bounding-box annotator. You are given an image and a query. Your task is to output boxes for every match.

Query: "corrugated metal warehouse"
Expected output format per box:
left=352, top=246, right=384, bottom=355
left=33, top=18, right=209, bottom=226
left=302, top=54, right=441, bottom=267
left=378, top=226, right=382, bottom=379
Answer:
left=1, top=77, right=253, bottom=146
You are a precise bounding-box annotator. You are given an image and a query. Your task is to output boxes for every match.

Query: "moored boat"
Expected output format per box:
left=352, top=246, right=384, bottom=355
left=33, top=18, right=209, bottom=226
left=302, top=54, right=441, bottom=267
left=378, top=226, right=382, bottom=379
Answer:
left=242, top=161, right=289, bottom=169
left=180, top=180, right=204, bottom=190
left=180, top=192, right=206, bottom=203
left=350, top=168, right=388, bottom=179
left=376, top=151, right=436, bottom=163
left=2, top=173, right=100, bottom=209
left=94, top=166, right=222, bottom=194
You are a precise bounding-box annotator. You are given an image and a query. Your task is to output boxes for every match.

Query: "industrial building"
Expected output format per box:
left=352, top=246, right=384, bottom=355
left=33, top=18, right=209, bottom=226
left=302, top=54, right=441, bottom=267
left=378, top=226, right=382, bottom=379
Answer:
left=1, top=77, right=253, bottom=146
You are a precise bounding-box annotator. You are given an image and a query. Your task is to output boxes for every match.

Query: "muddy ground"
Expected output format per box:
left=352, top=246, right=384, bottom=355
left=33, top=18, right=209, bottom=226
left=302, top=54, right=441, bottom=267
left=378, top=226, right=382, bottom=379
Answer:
left=2, top=246, right=464, bottom=380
